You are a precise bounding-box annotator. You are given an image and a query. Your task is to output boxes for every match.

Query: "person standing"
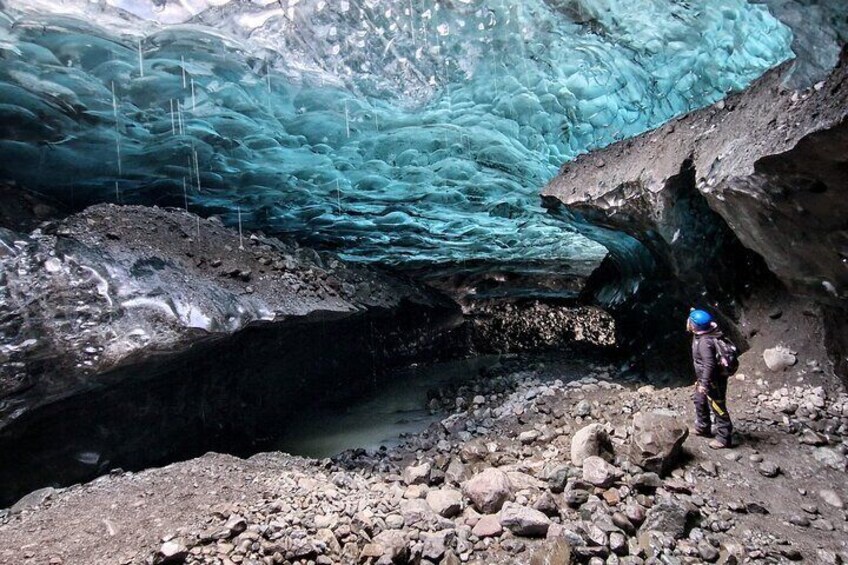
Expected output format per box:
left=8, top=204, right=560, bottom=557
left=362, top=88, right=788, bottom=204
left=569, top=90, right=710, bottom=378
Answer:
left=688, top=309, right=734, bottom=449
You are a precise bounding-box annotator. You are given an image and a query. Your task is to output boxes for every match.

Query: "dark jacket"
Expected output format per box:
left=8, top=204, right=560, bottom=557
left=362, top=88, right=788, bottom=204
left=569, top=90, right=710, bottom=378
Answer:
left=692, top=323, right=723, bottom=388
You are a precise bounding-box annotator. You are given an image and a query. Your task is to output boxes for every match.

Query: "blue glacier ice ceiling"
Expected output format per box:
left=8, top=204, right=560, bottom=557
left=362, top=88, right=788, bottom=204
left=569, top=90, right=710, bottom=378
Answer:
left=0, top=0, right=808, bottom=267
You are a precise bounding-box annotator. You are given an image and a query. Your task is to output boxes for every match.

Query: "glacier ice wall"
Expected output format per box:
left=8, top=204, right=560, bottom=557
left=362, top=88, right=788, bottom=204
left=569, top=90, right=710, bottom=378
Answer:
left=0, top=0, right=798, bottom=267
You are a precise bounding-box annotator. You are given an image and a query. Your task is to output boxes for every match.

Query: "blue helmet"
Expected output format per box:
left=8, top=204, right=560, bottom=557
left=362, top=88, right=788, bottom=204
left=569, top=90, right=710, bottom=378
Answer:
left=689, top=309, right=713, bottom=329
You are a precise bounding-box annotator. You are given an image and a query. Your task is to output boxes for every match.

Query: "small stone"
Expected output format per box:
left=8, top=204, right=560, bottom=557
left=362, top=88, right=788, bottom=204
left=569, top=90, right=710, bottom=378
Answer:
left=159, top=540, right=188, bottom=563
left=403, top=462, right=431, bottom=485
left=640, top=500, right=689, bottom=539
left=758, top=461, right=780, bottom=478
left=583, top=456, right=622, bottom=488
left=426, top=488, right=463, bottom=518
left=529, top=538, right=573, bottom=565
left=812, top=518, right=836, bottom=531
left=532, top=492, right=561, bottom=517
left=574, top=400, right=592, bottom=417
left=519, top=430, right=541, bottom=445
left=420, top=530, right=454, bottom=561
left=698, top=541, right=720, bottom=562
left=499, top=502, right=551, bottom=537
left=780, top=547, right=803, bottom=561
left=788, top=514, right=810, bottom=527
left=612, top=512, right=636, bottom=535
left=471, top=514, right=503, bottom=538
left=819, top=489, right=844, bottom=509
left=385, top=514, right=405, bottom=529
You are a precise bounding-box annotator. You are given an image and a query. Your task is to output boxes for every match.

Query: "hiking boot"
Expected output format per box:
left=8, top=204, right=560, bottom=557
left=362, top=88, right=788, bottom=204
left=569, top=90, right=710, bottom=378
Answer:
left=708, top=439, right=730, bottom=450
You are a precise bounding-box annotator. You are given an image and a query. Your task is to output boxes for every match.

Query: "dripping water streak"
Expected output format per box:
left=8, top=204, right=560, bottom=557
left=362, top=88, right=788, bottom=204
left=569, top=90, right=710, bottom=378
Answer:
left=237, top=206, right=244, bottom=251
left=344, top=101, right=350, bottom=139
left=191, top=79, right=196, bottom=112
left=336, top=179, right=342, bottom=214
left=183, top=177, right=188, bottom=211
left=177, top=100, right=184, bottom=136
left=181, top=56, right=187, bottom=88
left=137, top=40, right=144, bottom=78
left=193, top=149, right=201, bottom=193
left=170, top=100, right=176, bottom=135
left=409, top=0, right=416, bottom=45
left=111, top=82, right=122, bottom=177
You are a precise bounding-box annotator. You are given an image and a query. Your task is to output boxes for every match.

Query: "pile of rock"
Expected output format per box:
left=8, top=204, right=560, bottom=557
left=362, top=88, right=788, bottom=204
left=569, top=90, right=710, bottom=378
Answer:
left=142, top=365, right=848, bottom=565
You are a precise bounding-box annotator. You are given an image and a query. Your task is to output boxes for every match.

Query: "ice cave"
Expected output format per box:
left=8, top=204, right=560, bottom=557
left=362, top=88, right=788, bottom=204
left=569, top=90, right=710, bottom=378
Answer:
left=0, top=1, right=847, bottom=563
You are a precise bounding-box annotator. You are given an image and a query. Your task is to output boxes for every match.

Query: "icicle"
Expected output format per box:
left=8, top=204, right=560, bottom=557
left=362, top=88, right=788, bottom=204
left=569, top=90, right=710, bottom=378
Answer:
left=237, top=206, right=244, bottom=251
left=169, top=99, right=176, bottom=135
left=182, top=177, right=188, bottom=211
left=191, top=78, right=196, bottom=112
left=137, top=39, right=144, bottom=78
left=115, top=181, right=120, bottom=203
left=196, top=216, right=200, bottom=241
left=181, top=55, right=187, bottom=88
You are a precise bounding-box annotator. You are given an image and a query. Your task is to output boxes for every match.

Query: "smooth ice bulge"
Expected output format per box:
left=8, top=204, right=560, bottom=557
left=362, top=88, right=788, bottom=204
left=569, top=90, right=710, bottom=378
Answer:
left=0, top=0, right=797, bottom=267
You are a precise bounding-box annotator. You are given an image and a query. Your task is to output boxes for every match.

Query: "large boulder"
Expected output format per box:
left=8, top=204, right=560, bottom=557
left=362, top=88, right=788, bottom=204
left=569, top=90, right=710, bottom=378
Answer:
left=499, top=502, right=552, bottom=537
left=628, top=412, right=689, bottom=475
left=462, top=468, right=513, bottom=513
left=361, top=530, right=408, bottom=564
left=763, top=346, right=797, bottom=371
left=570, top=423, right=614, bottom=466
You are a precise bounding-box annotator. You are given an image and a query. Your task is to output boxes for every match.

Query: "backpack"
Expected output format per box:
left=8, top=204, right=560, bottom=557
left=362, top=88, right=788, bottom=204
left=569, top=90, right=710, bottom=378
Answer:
left=713, top=336, right=740, bottom=376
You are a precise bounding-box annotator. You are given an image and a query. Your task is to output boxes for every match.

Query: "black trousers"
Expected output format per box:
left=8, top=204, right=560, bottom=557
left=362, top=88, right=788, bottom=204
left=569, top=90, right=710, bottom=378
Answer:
left=694, top=376, right=733, bottom=445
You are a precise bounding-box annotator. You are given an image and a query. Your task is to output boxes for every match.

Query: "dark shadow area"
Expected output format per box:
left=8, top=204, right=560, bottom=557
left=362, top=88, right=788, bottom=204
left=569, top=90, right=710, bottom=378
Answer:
left=0, top=299, right=462, bottom=507
left=543, top=158, right=780, bottom=377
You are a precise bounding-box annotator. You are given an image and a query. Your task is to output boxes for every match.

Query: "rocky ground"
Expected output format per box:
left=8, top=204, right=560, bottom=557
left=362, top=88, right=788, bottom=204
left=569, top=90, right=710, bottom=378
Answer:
left=1, top=347, right=846, bottom=565
left=463, top=301, right=616, bottom=353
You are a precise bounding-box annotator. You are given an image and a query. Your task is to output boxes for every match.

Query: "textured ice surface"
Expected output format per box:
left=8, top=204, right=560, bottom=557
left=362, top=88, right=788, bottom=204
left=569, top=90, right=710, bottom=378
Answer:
left=0, top=0, right=802, bottom=267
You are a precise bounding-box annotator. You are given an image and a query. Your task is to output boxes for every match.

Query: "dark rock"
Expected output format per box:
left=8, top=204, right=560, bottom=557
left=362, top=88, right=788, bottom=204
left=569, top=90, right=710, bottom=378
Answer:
left=640, top=500, right=690, bottom=539
left=533, top=492, right=561, bottom=517
left=628, top=412, right=689, bottom=475
left=547, top=466, right=570, bottom=494
left=629, top=472, right=663, bottom=493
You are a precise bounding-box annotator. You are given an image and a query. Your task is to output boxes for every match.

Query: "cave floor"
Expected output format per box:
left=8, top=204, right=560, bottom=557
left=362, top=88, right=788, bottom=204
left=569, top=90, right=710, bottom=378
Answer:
left=0, top=351, right=846, bottom=564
